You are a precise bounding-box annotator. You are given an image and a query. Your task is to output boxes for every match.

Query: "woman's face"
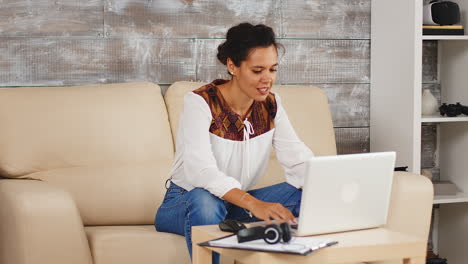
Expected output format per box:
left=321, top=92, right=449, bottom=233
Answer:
left=230, top=45, right=278, bottom=102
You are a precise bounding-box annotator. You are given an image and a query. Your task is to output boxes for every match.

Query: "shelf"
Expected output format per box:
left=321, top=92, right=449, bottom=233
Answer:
left=423, top=35, right=468, bottom=40
left=434, top=192, right=468, bottom=204
left=421, top=115, right=468, bottom=123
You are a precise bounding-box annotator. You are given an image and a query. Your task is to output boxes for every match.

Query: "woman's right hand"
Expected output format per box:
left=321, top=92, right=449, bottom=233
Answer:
left=222, top=188, right=296, bottom=224
left=247, top=199, right=296, bottom=224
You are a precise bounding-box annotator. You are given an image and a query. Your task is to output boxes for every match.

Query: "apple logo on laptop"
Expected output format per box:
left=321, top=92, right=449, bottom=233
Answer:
left=341, top=181, right=360, bottom=203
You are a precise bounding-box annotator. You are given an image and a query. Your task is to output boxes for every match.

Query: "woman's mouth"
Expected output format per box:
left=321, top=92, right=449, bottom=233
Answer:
left=257, top=87, right=269, bottom=95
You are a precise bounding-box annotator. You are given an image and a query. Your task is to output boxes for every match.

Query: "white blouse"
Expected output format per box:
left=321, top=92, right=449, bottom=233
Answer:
left=169, top=80, right=314, bottom=198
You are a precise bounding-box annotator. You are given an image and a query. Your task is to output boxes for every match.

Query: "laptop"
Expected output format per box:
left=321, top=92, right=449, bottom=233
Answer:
left=293, top=151, right=396, bottom=236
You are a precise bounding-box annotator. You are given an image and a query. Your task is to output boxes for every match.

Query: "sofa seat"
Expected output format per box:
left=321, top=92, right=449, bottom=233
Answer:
left=85, top=225, right=190, bottom=264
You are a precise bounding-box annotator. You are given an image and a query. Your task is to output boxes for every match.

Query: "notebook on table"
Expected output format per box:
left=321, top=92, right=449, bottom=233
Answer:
left=199, top=234, right=337, bottom=255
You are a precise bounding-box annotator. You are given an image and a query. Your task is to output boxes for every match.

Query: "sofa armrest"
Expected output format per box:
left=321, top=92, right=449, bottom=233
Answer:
left=386, top=171, right=434, bottom=239
left=0, top=179, right=93, bottom=264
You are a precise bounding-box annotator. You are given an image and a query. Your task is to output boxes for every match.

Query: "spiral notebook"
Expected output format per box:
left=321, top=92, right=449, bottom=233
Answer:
left=199, top=234, right=337, bottom=255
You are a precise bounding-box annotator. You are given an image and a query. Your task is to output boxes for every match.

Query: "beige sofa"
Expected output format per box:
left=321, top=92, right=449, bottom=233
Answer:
left=0, top=81, right=433, bottom=264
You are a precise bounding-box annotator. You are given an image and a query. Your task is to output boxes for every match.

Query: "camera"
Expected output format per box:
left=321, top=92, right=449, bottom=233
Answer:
left=439, top=102, right=468, bottom=117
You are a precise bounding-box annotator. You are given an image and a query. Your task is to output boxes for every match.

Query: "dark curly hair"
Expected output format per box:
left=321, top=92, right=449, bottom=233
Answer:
left=217, top=23, right=281, bottom=69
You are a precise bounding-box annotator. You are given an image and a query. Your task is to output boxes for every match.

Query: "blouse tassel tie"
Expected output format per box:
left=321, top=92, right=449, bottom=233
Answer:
left=241, top=118, right=255, bottom=190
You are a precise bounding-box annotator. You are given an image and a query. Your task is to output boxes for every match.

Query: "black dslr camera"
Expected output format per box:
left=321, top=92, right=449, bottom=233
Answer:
left=439, top=102, right=468, bottom=117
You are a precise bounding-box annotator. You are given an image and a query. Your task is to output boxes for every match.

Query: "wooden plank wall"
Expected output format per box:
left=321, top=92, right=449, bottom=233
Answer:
left=0, top=0, right=438, bottom=165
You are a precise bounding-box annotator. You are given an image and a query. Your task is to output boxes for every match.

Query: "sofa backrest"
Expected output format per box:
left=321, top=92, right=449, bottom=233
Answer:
left=0, top=82, right=174, bottom=225
left=164, top=81, right=336, bottom=188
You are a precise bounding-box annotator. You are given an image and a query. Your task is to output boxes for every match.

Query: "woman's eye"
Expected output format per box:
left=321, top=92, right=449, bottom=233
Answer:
left=270, top=68, right=278, bottom=72
left=253, top=70, right=262, bottom=74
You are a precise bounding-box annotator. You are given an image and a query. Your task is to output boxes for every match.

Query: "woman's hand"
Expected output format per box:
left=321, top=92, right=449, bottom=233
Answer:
left=246, top=199, right=295, bottom=224
left=222, top=188, right=296, bottom=224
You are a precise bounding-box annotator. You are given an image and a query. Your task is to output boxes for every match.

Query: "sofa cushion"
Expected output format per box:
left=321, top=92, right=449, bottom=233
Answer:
left=28, top=162, right=171, bottom=225
left=0, top=82, right=173, bottom=177
left=271, top=85, right=336, bottom=156
left=164, top=81, right=337, bottom=188
left=164, top=81, right=208, bottom=144
left=85, top=225, right=190, bottom=264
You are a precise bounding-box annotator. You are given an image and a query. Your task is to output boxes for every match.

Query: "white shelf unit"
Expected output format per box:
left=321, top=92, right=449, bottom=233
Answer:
left=422, top=115, right=468, bottom=123
left=434, top=193, right=468, bottom=204
left=423, top=35, right=468, bottom=40
left=371, top=0, right=468, bottom=263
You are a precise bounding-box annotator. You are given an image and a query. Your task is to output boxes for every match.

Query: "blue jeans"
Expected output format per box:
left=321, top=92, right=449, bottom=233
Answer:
left=154, top=182, right=302, bottom=264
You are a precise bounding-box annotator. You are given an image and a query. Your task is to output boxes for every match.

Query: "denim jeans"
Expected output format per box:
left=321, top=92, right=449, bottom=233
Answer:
left=154, top=181, right=302, bottom=264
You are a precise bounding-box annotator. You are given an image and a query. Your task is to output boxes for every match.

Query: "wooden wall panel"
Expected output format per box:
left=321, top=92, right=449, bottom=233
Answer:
left=281, top=0, right=371, bottom=39
left=194, top=39, right=228, bottom=82
left=0, top=0, right=440, bottom=159
left=335, top=127, right=369, bottom=154
left=104, top=0, right=281, bottom=38
left=0, top=0, right=103, bottom=37
left=423, top=41, right=438, bottom=83
left=278, top=39, right=370, bottom=83
left=0, top=38, right=196, bottom=86
left=421, top=124, right=437, bottom=168
left=321, top=84, right=369, bottom=127
left=195, top=39, right=370, bottom=84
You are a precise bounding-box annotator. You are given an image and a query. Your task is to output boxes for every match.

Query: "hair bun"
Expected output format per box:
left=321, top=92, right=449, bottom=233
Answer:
left=226, top=23, right=254, bottom=41
left=216, top=42, right=229, bottom=65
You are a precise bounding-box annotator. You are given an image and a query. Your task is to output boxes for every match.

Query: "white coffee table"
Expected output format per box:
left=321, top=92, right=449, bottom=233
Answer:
left=192, top=225, right=427, bottom=264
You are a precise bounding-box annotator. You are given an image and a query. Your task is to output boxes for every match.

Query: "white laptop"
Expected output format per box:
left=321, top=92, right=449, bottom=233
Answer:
left=293, top=151, right=396, bottom=236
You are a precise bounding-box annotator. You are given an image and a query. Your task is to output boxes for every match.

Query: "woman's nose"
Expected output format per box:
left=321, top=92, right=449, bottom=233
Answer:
left=261, top=76, right=273, bottom=84
left=260, top=79, right=271, bottom=86
left=261, top=73, right=273, bottom=81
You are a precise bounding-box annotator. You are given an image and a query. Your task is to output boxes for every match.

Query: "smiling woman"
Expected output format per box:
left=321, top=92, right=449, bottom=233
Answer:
left=154, top=22, right=314, bottom=264
left=219, top=45, right=278, bottom=114
left=216, top=23, right=281, bottom=117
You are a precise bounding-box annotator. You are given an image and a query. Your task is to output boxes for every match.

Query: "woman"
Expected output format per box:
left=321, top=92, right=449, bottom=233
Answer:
left=154, top=22, right=314, bottom=262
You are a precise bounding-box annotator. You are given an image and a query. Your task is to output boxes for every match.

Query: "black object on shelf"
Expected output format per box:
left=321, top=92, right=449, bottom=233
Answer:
left=462, top=104, right=468, bottom=115
left=439, top=102, right=465, bottom=117
left=424, top=1, right=461, bottom=25
left=426, top=257, right=448, bottom=264
left=394, top=166, right=409, bottom=172
left=423, top=28, right=464, bottom=35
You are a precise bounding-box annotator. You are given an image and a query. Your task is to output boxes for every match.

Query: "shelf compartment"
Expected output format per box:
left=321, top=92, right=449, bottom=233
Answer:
left=421, top=115, right=468, bottom=123
left=434, top=192, right=468, bottom=204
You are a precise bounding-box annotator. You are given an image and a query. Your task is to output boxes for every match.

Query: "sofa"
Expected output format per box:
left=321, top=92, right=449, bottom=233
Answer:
left=0, top=81, right=433, bottom=264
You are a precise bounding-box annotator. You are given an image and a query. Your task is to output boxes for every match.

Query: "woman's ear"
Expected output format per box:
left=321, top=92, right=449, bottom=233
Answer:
left=226, top=58, right=236, bottom=76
